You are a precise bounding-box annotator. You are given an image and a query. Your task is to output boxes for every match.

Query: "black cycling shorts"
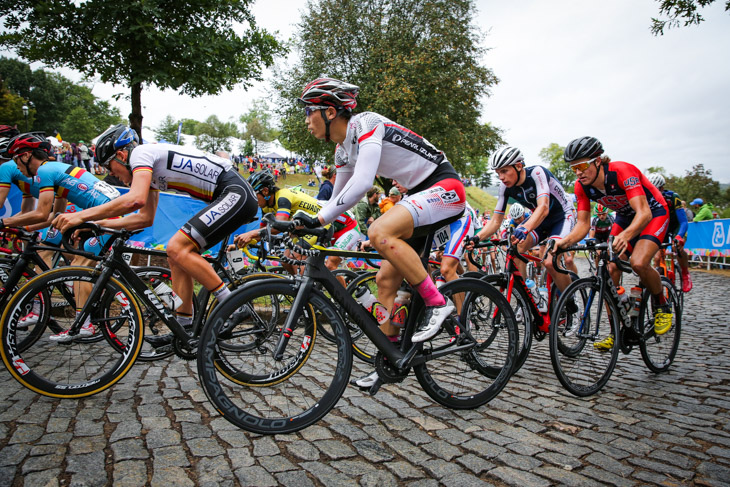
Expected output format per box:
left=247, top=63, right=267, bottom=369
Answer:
left=180, top=170, right=258, bottom=251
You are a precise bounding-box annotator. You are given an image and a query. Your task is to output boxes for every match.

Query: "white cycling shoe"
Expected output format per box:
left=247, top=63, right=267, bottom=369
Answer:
left=412, top=299, right=455, bottom=343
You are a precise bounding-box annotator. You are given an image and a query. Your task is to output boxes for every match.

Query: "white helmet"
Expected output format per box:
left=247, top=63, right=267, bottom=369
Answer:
left=509, top=203, right=525, bottom=220
left=489, top=146, right=524, bottom=170
left=647, top=173, right=665, bottom=189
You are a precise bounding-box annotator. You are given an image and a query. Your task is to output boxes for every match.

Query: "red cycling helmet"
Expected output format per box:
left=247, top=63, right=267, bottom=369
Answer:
left=596, top=204, right=609, bottom=214
left=7, top=132, right=52, bottom=157
left=0, top=125, right=19, bottom=139
left=298, top=78, right=359, bottom=110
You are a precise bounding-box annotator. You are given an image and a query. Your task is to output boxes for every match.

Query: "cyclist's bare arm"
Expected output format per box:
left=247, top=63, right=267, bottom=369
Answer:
left=53, top=171, right=154, bottom=232
left=97, top=189, right=159, bottom=231
left=476, top=212, right=505, bottom=241
left=3, top=190, right=54, bottom=228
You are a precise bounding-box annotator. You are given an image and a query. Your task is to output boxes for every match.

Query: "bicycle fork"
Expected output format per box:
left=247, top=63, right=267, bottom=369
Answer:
left=272, top=276, right=314, bottom=361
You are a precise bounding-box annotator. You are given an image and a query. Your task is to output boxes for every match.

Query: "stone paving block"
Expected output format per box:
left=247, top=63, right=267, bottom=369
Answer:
left=151, top=466, right=195, bottom=487
left=112, top=438, right=149, bottom=461
left=153, top=445, right=190, bottom=467
left=186, top=437, right=226, bottom=457
left=146, top=428, right=181, bottom=449
left=252, top=436, right=280, bottom=456
left=488, top=466, right=552, bottom=487
left=420, top=458, right=464, bottom=479
left=299, top=461, right=357, bottom=487
left=19, top=468, right=61, bottom=487
left=285, top=440, right=319, bottom=461
left=441, top=472, right=496, bottom=487
left=352, top=439, right=395, bottom=462
left=0, top=444, right=30, bottom=467
left=359, top=469, right=399, bottom=487
left=384, top=460, right=425, bottom=479
left=315, top=439, right=357, bottom=459
left=276, top=470, right=315, bottom=487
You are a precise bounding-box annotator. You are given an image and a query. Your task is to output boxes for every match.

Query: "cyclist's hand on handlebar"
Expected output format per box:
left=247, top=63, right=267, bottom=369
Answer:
left=357, top=239, right=373, bottom=251
left=512, top=225, right=528, bottom=243
left=52, top=212, right=84, bottom=234
left=465, top=235, right=480, bottom=250
left=674, top=235, right=685, bottom=251
left=234, top=230, right=258, bottom=248
left=612, top=231, right=630, bottom=255
left=293, top=212, right=322, bottom=229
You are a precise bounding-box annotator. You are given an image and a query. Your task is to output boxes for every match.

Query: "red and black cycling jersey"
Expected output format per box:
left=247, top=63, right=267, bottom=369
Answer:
left=574, top=161, right=667, bottom=218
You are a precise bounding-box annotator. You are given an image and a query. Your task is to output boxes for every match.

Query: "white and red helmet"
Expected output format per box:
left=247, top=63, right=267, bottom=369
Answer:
left=298, top=78, right=359, bottom=111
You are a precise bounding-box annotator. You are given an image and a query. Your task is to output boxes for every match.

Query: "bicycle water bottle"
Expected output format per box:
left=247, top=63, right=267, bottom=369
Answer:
left=537, top=287, right=549, bottom=313
left=355, top=287, right=389, bottom=325
left=526, top=279, right=540, bottom=306
left=390, top=290, right=412, bottom=327
left=152, top=279, right=183, bottom=310
left=629, top=286, right=642, bottom=317
left=617, top=286, right=631, bottom=314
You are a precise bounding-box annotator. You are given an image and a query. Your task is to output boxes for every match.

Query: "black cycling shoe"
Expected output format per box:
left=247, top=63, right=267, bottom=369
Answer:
left=566, top=298, right=579, bottom=314
left=144, top=333, right=173, bottom=348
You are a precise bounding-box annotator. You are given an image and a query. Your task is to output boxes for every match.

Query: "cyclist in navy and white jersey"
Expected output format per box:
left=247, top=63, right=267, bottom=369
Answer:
left=295, top=78, right=466, bottom=387
left=471, top=146, right=576, bottom=295
left=52, top=124, right=258, bottom=347
left=554, top=136, right=672, bottom=346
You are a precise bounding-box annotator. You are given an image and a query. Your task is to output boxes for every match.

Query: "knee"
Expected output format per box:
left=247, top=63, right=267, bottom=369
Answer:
left=166, top=238, right=193, bottom=264
left=631, top=259, right=651, bottom=275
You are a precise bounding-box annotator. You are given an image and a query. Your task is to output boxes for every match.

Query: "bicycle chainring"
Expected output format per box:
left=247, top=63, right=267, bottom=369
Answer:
left=619, top=325, right=638, bottom=355
left=374, top=352, right=409, bottom=384
left=172, top=337, right=197, bottom=360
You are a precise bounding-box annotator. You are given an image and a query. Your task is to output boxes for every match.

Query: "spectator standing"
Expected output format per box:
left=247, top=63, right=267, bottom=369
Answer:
left=681, top=200, right=693, bottom=221
left=378, top=186, right=402, bottom=214
left=78, top=140, right=91, bottom=170
left=317, top=165, right=336, bottom=201
left=691, top=198, right=714, bottom=222
left=353, top=186, right=382, bottom=229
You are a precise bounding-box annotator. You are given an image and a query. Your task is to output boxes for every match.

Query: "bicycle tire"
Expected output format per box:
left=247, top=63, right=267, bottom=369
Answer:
left=414, top=277, right=518, bottom=409
left=197, top=279, right=352, bottom=434
left=549, top=277, right=619, bottom=397
left=0, top=267, right=144, bottom=398
left=481, top=274, right=532, bottom=374
left=638, top=277, right=681, bottom=373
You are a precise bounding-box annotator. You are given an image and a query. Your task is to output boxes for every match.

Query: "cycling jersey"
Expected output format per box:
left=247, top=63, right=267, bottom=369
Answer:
left=662, top=189, right=688, bottom=239
left=129, top=144, right=233, bottom=202
left=262, top=188, right=322, bottom=220
left=575, top=161, right=669, bottom=251
left=321, top=112, right=460, bottom=224
left=495, top=166, right=573, bottom=241
left=574, top=161, right=667, bottom=219
left=0, top=161, right=38, bottom=199
left=34, top=161, right=120, bottom=208
left=591, top=214, right=614, bottom=242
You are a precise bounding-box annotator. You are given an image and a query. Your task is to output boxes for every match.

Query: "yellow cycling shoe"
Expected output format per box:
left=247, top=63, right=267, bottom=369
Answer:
left=653, top=306, right=673, bottom=335
left=593, top=333, right=614, bottom=351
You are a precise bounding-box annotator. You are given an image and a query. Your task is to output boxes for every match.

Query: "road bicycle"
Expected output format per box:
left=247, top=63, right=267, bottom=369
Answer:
left=196, top=212, right=519, bottom=434
left=464, top=235, right=584, bottom=375
left=0, top=224, right=280, bottom=398
left=549, top=238, right=682, bottom=396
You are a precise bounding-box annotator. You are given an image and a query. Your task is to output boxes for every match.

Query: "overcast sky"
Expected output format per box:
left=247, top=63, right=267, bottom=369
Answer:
left=16, top=0, right=730, bottom=182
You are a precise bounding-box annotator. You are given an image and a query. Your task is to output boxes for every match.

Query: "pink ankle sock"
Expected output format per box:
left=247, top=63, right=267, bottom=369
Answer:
left=415, top=278, right=446, bottom=307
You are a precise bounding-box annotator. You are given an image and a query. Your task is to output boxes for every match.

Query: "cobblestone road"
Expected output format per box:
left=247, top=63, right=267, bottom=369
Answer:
left=1, top=264, right=729, bottom=486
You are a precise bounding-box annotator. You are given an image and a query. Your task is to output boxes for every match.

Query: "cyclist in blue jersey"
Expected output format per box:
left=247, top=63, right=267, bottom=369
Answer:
left=52, top=125, right=259, bottom=348
left=647, top=173, right=692, bottom=292
left=4, top=133, right=122, bottom=341
left=470, top=146, right=576, bottom=296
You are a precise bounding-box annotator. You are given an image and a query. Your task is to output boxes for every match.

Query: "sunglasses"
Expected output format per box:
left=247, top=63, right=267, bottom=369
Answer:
left=570, top=157, right=599, bottom=174
left=304, top=106, right=329, bottom=117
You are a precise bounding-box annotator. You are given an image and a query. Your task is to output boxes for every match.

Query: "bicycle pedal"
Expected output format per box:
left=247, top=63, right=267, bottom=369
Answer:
left=368, top=379, right=383, bottom=396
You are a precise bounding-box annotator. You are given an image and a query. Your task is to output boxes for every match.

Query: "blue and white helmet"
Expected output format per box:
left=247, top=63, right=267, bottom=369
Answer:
left=95, top=124, right=139, bottom=167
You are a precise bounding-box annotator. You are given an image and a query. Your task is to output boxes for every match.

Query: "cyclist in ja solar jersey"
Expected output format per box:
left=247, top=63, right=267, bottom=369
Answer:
left=52, top=125, right=259, bottom=339
left=555, top=136, right=673, bottom=343
left=296, top=78, right=466, bottom=357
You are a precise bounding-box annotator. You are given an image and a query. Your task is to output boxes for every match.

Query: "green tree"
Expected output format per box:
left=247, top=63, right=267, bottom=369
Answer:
left=1, top=57, right=121, bottom=137
left=666, top=164, right=721, bottom=204
left=0, top=80, right=31, bottom=129
left=651, top=0, right=730, bottom=35
left=194, top=115, right=238, bottom=153
left=274, top=0, right=502, bottom=171
left=0, top=0, right=285, bottom=140
left=180, top=118, right=201, bottom=135
left=538, top=143, right=575, bottom=190
left=240, top=99, right=280, bottom=153
left=155, top=115, right=181, bottom=143
left=241, top=139, right=254, bottom=156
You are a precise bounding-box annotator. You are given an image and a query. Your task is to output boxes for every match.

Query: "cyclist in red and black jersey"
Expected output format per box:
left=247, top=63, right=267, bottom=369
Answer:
left=554, top=136, right=673, bottom=347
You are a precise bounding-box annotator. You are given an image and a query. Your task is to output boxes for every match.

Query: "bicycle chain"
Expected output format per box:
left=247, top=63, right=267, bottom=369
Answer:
left=172, top=337, right=197, bottom=360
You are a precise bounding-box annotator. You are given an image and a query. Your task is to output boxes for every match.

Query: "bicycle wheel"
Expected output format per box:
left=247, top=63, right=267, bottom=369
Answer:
left=550, top=277, right=589, bottom=358
left=549, top=277, right=619, bottom=397
left=481, top=274, right=532, bottom=374
left=342, top=271, right=381, bottom=364
left=638, top=277, right=681, bottom=373
left=197, top=279, right=353, bottom=434
left=0, top=267, right=144, bottom=398
left=414, top=277, right=518, bottom=409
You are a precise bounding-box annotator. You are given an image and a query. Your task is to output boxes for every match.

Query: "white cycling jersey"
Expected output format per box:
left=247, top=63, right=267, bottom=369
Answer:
left=319, top=112, right=448, bottom=223
left=129, top=144, right=233, bottom=202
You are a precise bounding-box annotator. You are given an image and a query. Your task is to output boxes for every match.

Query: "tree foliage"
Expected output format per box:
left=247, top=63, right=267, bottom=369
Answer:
left=651, top=0, right=730, bottom=35
left=538, top=142, right=575, bottom=191
left=274, top=0, right=503, bottom=170
left=240, top=99, right=280, bottom=153
left=0, top=0, right=285, bottom=140
left=193, top=115, right=239, bottom=153
left=155, top=115, right=181, bottom=143
left=1, top=57, right=122, bottom=140
left=666, top=163, right=722, bottom=205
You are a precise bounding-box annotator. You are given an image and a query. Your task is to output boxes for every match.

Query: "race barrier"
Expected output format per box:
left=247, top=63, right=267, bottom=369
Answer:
left=685, top=219, right=730, bottom=269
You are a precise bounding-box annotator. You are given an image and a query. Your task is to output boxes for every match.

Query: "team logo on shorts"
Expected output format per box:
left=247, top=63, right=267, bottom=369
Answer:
left=88, top=237, right=99, bottom=247
left=440, top=190, right=459, bottom=203
left=78, top=183, right=88, bottom=191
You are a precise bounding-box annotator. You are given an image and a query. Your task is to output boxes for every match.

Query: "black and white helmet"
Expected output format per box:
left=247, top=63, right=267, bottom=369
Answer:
left=564, top=136, right=604, bottom=163
left=647, top=173, right=665, bottom=189
left=489, top=146, right=524, bottom=170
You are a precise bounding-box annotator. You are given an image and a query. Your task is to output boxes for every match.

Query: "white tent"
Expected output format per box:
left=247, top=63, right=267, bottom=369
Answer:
left=46, top=136, right=62, bottom=147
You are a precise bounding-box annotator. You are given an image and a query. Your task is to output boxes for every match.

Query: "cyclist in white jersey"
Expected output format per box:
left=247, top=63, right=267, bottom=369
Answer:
left=294, top=78, right=466, bottom=387
left=52, top=125, right=258, bottom=341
